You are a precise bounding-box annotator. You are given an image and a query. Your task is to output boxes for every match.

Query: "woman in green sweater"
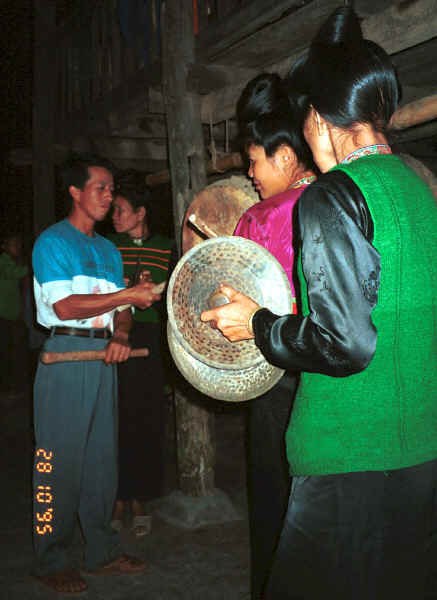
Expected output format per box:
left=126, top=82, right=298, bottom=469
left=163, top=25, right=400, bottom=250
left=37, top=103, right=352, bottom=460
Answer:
left=201, top=7, right=437, bottom=599
left=109, top=184, right=174, bottom=537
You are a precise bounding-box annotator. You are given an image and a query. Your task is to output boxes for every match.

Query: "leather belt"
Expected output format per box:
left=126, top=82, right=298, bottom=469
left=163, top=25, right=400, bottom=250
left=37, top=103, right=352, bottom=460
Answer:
left=51, top=327, right=112, bottom=339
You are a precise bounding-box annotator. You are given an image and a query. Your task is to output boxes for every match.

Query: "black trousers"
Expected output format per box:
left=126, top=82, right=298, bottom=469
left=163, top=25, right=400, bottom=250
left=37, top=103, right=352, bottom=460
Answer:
left=266, top=458, right=437, bottom=600
left=248, top=373, right=297, bottom=600
left=117, top=321, right=166, bottom=502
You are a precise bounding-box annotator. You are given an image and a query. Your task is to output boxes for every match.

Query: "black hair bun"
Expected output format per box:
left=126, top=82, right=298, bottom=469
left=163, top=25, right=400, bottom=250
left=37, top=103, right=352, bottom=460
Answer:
left=237, top=73, right=289, bottom=126
left=313, top=6, right=362, bottom=47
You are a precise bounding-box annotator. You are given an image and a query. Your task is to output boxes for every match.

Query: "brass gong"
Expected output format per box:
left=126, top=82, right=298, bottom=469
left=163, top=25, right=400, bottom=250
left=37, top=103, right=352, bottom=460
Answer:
left=166, top=236, right=293, bottom=402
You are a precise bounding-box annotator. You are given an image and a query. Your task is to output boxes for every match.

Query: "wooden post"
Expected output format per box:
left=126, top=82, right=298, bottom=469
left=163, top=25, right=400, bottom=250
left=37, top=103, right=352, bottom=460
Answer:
left=33, top=0, right=56, bottom=235
left=161, top=0, right=215, bottom=496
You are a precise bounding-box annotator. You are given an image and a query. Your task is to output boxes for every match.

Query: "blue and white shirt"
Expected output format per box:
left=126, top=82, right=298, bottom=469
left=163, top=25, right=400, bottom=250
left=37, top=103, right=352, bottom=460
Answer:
left=33, top=219, right=125, bottom=330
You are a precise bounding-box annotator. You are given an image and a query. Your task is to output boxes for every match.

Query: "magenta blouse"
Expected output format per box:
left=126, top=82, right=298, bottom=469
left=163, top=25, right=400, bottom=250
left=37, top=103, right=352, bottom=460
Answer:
left=233, top=185, right=309, bottom=313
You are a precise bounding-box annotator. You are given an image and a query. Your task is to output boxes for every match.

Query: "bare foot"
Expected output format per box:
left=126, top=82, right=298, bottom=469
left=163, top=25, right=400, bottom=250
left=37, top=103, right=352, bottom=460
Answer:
left=35, top=568, right=88, bottom=594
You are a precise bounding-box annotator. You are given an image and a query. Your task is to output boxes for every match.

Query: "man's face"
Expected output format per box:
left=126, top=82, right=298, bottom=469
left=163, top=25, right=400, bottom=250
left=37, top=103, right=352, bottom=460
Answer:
left=72, top=166, right=114, bottom=223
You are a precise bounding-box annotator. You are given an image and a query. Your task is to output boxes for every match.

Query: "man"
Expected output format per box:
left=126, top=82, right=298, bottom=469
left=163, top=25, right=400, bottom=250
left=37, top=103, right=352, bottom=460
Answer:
left=32, top=155, right=161, bottom=594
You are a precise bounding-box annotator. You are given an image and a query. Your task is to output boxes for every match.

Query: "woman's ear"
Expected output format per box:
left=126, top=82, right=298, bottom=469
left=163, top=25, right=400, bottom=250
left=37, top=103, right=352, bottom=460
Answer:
left=276, top=145, right=297, bottom=171
left=312, top=108, right=328, bottom=136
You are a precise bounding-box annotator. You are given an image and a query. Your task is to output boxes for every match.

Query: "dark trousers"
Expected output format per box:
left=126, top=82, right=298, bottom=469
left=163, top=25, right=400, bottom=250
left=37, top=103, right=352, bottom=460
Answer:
left=33, top=334, right=120, bottom=575
left=117, top=321, right=166, bottom=502
left=248, top=373, right=297, bottom=600
left=266, top=458, right=437, bottom=600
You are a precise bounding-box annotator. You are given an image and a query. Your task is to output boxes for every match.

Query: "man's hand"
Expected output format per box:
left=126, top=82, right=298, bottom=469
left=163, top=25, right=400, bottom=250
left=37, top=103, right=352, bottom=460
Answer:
left=200, top=284, right=260, bottom=342
left=104, top=332, right=131, bottom=364
left=128, top=280, right=162, bottom=310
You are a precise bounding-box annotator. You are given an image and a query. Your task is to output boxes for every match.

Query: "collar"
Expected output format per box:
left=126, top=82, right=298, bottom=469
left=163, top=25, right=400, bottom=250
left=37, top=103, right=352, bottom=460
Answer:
left=341, top=144, right=392, bottom=165
left=290, top=175, right=317, bottom=190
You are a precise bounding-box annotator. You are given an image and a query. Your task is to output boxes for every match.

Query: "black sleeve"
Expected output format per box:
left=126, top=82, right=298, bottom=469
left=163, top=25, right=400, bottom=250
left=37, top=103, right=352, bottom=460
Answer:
left=253, top=170, right=380, bottom=377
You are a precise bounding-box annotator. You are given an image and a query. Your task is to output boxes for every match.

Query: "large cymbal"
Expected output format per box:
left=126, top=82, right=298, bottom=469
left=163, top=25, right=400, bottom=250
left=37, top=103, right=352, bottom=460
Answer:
left=182, top=175, right=260, bottom=253
left=166, top=236, right=293, bottom=401
left=167, top=323, right=285, bottom=402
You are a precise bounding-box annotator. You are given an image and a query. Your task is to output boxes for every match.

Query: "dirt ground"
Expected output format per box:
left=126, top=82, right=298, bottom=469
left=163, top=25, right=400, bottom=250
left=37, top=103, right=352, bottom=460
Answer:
left=0, top=391, right=251, bottom=600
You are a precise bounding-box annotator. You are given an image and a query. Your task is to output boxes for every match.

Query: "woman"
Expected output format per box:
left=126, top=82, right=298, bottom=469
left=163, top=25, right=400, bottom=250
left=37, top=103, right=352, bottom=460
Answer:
left=109, top=184, right=174, bottom=536
left=234, top=73, right=316, bottom=600
left=201, top=7, right=437, bottom=599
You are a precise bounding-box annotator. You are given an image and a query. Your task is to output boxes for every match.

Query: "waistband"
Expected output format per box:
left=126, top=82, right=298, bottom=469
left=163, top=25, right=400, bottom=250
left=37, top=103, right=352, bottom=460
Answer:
left=51, top=327, right=112, bottom=339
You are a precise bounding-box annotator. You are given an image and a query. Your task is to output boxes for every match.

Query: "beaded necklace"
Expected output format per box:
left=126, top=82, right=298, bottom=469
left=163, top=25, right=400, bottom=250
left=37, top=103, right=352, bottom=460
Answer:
left=341, top=144, right=391, bottom=165
left=291, top=175, right=317, bottom=189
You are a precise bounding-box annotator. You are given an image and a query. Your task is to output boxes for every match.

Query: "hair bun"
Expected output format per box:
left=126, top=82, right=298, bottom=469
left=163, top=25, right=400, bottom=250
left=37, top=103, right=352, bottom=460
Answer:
left=237, top=73, right=288, bottom=126
left=313, top=6, right=362, bottom=47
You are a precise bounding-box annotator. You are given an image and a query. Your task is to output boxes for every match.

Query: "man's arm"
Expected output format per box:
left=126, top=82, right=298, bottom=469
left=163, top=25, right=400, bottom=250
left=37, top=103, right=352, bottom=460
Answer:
left=53, top=280, right=161, bottom=321
left=104, top=307, right=133, bottom=364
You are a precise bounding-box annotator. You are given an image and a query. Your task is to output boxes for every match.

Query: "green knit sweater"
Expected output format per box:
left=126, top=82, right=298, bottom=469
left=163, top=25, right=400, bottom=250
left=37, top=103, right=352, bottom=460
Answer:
left=286, top=154, right=437, bottom=475
left=108, top=232, right=173, bottom=324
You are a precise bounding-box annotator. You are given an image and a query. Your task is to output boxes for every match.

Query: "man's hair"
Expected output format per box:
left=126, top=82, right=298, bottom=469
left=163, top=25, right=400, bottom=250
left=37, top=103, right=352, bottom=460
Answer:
left=60, top=153, right=116, bottom=192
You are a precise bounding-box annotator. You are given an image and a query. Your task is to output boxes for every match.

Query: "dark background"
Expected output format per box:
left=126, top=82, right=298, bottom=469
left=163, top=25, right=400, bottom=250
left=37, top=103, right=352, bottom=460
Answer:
left=1, top=1, right=33, bottom=248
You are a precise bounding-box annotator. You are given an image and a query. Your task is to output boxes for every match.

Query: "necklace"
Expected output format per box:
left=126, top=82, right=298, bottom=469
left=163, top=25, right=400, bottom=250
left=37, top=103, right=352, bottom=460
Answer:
left=341, top=144, right=392, bottom=165
left=291, top=175, right=317, bottom=189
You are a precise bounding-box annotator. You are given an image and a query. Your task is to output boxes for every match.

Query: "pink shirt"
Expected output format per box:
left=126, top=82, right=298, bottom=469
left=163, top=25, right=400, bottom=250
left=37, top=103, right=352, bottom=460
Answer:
left=234, top=186, right=308, bottom=313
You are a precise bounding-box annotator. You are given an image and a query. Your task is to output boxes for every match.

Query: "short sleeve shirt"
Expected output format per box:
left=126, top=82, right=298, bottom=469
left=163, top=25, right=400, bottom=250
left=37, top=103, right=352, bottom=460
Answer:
left=33, top=219, right=125, bottom=330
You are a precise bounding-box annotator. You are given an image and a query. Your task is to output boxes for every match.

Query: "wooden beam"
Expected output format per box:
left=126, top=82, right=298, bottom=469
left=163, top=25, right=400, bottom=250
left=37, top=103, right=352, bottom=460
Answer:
left=361, top=0, right=437, bottom=55
left=9, top=143, right=168, bottom=173
left=208, top=0, right=340, bottom=69
left=106, top=158, right=168, bottom=173
left=199, top=0, right=437, bottom=123
left=197, top=0, right=308, bottom=61
left=56, top=61, right=161, bottom=144
left=148, top=86, right=165, bottom=114
left=390, top=94, right=437, bottom=130
left=186, top=63, right=258, bottom=95
left=93, top=136, right=168, bottom=161
left=391, top=37, right=437, bottom=88
left=161, top=0, right=214, bottom=499
left=145, top=152, right=243, bottom=187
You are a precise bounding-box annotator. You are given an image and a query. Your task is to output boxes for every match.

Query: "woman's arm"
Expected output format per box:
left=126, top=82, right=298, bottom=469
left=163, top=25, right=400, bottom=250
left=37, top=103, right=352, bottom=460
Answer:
left=254, top=171, right=380, bottom=376
left=202, top=171, right=380, bottom=377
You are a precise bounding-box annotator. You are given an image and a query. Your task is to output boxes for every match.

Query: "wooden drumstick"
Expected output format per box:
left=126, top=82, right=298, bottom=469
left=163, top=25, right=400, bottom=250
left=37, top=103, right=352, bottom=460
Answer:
left=40, top=347, right=149, bottom=364
left=116, top=281, right=167, bottom=312
left=188, top=214, right=219, bottom=238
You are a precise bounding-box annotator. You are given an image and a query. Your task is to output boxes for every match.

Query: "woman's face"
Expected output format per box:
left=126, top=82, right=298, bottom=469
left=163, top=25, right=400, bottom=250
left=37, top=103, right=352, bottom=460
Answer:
left=112, top=195, right=143, bottom=234
left=247, top=144, right=294, bottom=200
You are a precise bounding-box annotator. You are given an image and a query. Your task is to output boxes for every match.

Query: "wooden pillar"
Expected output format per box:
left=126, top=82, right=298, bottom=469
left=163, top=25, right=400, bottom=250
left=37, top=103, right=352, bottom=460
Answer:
left=33, top=0, right=56, bottom=235
left=161, top=0, right=215, bottom=496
